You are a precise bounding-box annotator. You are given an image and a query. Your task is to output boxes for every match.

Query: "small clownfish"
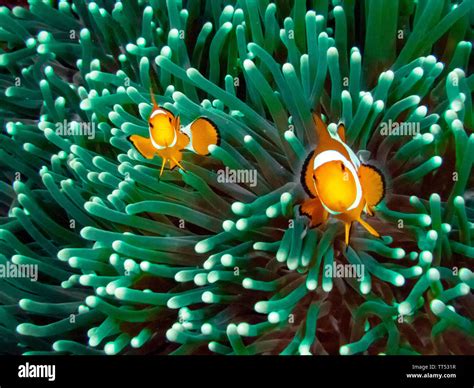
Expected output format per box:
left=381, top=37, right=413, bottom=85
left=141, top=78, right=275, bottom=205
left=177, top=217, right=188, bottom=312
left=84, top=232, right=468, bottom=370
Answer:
left=301, top=113, right=386, bottom=246
left=128, top=90, right=220, bottom=176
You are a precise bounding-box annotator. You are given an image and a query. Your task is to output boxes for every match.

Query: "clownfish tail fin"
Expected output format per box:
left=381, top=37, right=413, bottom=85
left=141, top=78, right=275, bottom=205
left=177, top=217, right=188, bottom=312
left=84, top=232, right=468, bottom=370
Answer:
left=188, top=117, right=220, bottom=155
left=358, top=164, right=386, bottom=212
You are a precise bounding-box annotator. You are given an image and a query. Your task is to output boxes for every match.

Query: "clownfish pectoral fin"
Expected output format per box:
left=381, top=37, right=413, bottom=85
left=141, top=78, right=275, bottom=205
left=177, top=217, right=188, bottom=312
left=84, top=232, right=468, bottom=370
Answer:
left=300, top=198, right=328, bottom=227
left=357, top=217, right=381, bottom=239
left=301, top=150, right=317, bottom=198
left=188, top=117, right=220, bottom=155
left=128, top=135, right=157, bottom=159
left=358, top=164, right=385, bottom=214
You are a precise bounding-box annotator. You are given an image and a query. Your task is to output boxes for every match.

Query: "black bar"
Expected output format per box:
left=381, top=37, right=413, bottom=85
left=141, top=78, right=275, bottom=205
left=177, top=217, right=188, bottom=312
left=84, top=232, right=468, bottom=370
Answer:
left=0, top=356, right=472, bottom=387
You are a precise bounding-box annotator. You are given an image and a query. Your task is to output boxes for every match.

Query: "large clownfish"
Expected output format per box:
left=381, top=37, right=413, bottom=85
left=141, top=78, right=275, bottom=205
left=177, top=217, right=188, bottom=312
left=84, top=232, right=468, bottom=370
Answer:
left=128, top=91, right=220, bottom=176
left=301, top=113, right=385, bottom=245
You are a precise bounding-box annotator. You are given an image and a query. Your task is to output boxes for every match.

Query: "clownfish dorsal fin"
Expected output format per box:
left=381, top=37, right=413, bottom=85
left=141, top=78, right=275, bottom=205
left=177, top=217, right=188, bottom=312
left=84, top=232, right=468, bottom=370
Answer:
left=311, top=111, right=332, bottom=143
left=300, top=150, right=317, bottom=198
left=150, top=88, right=159, bottom=109
left=175, top=115, right=180, bottom=131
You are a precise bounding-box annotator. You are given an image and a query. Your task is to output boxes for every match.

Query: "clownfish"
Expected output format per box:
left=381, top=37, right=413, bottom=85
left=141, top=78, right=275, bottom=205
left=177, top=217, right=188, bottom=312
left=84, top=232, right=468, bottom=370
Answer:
left=300, top=113, right=385, bottom=245
left=128, top=90, right=220, bottom=176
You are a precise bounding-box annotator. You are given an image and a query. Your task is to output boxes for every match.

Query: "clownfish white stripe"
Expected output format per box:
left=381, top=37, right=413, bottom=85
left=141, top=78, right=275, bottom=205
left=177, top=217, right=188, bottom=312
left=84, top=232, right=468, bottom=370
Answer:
left=150, top=135, right=166, bottom=149
left=312, top=150, right=356, bottom=174
left=180, top=124, right=195, bottom=152
left=312, top=150, right=363, bottom=212
left=340, top=140, right=361, bottom=169
left=169, top=129, right=177, bottom=147
left=150, top=109, right=169, bottom=119
left=320, top=199, right=341, bottom=215
left=328, top=128, right=361, bottom=169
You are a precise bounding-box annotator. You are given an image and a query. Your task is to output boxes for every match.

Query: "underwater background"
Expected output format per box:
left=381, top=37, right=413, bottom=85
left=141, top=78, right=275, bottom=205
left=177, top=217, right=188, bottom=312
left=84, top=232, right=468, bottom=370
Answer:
left=0, top=0, right=473, bottom=355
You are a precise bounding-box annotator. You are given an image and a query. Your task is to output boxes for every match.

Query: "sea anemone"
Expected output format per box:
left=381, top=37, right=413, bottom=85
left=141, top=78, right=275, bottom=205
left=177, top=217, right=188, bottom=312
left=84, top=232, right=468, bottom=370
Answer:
left=0, top=0, right=473, bottom=355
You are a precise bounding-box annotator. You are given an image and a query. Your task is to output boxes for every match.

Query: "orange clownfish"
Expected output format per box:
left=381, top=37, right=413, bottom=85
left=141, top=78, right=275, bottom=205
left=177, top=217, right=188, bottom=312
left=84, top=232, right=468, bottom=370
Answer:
left=301, top=113, right=385, bottom=245
left=128, top=91, right=220, bottom=176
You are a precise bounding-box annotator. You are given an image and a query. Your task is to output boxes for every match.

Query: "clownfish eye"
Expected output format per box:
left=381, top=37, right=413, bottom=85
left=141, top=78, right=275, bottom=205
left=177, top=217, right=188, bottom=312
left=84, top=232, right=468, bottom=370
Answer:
left=340, top=162, right=345, bottom=172
left=149, top=123, right=154, bottom=129
left=169, top=117, right=172, bottom=124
